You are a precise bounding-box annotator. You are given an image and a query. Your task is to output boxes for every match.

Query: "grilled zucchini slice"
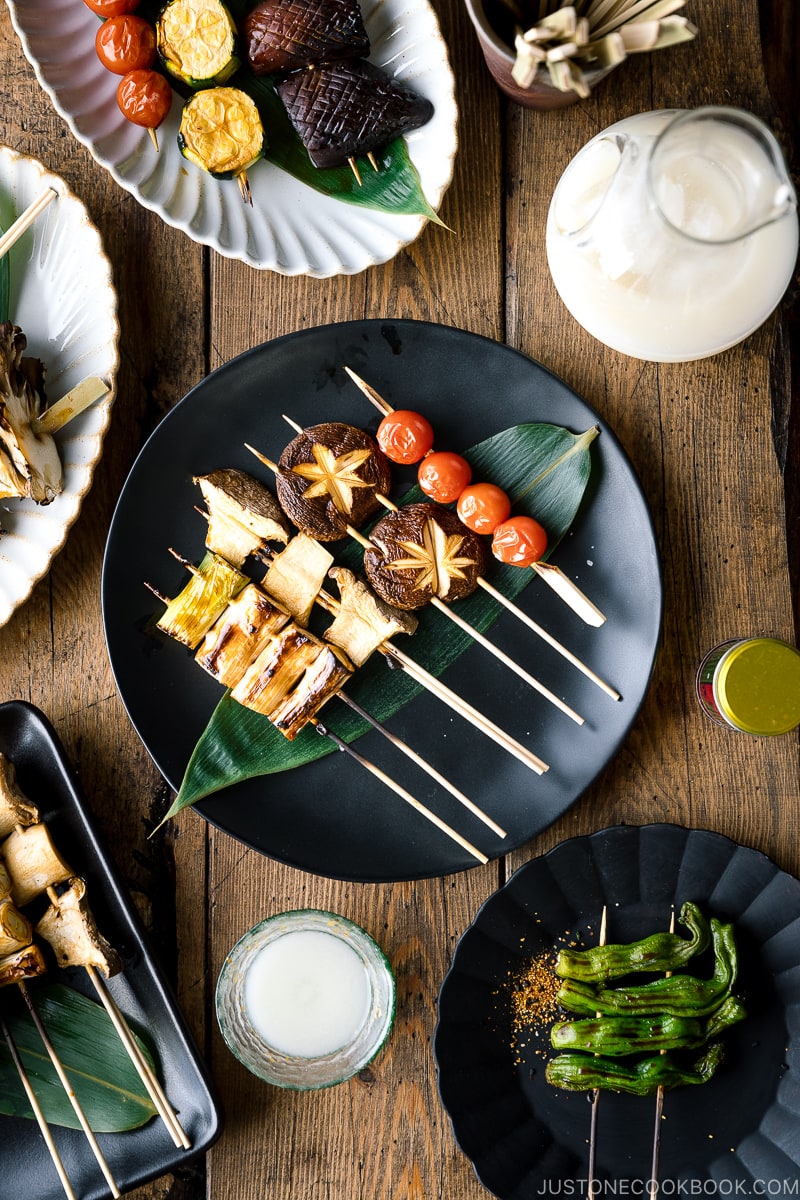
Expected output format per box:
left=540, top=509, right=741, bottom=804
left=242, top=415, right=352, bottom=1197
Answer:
left=157, top=0, right=239, bottom=88
left=178, top=87, right=264, bottom=199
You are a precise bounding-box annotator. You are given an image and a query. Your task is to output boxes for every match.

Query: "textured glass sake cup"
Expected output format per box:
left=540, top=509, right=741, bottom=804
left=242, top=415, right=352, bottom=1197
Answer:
left=215, top=909, right=395, bottom=1090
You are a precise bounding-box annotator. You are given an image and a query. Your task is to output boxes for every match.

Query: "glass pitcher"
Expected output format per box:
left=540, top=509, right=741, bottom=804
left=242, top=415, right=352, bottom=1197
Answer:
left=545, top=106, right=799, bottom=362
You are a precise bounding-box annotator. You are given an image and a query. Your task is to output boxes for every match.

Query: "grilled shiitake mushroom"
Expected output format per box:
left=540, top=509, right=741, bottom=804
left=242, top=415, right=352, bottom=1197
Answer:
left=243, top=0, right=370, bottom=76
left=276, top=421, right=392, bottom=541
left=363, top=502, right=488, bottom=611
left=276, top=60, right=434, bottom=170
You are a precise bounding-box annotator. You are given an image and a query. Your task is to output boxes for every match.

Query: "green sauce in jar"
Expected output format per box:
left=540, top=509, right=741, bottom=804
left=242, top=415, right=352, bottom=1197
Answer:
left=696, top=637, right=800, bottom=735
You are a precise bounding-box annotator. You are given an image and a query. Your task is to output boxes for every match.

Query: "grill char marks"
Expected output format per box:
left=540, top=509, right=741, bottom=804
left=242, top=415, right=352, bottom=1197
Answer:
left=277, top=60, right=435, bottom=169
left=243, top=0, right=370, bottom=75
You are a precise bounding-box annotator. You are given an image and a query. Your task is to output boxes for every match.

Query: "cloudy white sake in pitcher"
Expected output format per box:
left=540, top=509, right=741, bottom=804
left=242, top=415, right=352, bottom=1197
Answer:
left=546, top=106, right=798, bottom=362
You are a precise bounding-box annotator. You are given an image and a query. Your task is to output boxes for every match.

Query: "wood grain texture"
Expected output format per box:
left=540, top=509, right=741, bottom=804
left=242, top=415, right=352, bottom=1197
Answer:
left=0, top=0, right=797, bottom=1197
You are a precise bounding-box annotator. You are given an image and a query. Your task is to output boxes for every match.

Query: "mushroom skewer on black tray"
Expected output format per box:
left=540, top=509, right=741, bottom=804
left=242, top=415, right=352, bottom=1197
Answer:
left=344, top=366, right=610, bottom=630
left=253, top=434, right=584, bottom=725
left=0, top=763, right=191, bottom=1161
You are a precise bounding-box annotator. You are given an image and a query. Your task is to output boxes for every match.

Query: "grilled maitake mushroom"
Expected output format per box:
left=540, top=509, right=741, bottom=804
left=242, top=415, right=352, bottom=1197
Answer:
left=0, top=322, right=62, bottom=505
left=0, top=752, right=40, bottom=838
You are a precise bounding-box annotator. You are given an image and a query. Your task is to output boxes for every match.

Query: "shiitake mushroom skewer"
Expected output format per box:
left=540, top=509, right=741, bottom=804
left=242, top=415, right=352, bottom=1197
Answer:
left=344, top=366, right=608, bottom=628
left=189, top=475, right=549, bottom=776
left=258, top=433, right=584, bottom=725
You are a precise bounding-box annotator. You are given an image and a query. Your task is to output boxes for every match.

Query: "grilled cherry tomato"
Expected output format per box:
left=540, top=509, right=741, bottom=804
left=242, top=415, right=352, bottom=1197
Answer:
left=456, top=482, right=511, bottom=534
left=376, top=410, right=435, bottom=465
left=83, top=0, right=140, bottom=16
left=417, top=451, right=472, bottom=504
left=96, top=15, right=157, bottom=74
left=117, top=69, right=172, bottom=128
left=491, top=515, right=548, bottom=566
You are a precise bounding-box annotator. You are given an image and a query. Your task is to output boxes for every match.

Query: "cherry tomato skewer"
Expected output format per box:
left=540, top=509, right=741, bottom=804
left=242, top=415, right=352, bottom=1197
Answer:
left=341, top=370, right=619, bottom=697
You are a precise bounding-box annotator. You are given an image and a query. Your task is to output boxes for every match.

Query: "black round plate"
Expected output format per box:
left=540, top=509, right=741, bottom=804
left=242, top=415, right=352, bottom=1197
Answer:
left=101, top=320, right=662, bottom=881
left=434, top=824, right=800, bottom=1197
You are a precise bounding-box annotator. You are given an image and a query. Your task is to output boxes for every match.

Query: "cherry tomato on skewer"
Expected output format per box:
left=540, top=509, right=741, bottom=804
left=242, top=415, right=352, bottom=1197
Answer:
left=456, top=482, right=511, bottom=534
left=83, top=0, right=141, bottom=16
left=417, top=450, right=472, bottom=504
left=96, top=15, right=157, bottom=74
left=491, top=515, right=548, bottom=567
left=376, top=410, right=435, bottom=465
left=117, top=68, right=172, bottom=130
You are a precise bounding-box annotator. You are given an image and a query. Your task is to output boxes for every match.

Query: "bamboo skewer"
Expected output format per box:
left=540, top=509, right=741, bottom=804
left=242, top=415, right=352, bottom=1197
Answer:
left=587, top=904, right=608, bottom=1191
left=272, top=421, right=585, bottom=725
left=342, top=516, right=584, bottom=725
left=0, top=1010, right=77, bottom=1200
left=85, top=964, right=191, bottom=1151
left=335, top=690, right=507, bottom=838
left=309, top=717, right=489, bottom=864
left=341, top=368, right=608, bottom=627
left=17, top=980, right=121, bottom=1198
left=648, top=908, right=676, bottom=1198
left=0, top=187, right=58, bottom=261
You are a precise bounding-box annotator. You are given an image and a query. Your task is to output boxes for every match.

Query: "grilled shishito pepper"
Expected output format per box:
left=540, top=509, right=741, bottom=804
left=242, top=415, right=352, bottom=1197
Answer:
left=550, top=993, right=747, bottom=1056
left=556, top=918, right=738, bottom=1018
left=545, top=1042, right=726, bottom=1096
left=555, top=901, right=710, bottom=984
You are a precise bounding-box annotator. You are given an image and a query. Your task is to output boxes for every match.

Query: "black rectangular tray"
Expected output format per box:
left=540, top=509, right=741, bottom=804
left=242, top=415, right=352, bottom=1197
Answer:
left=0, top=700, right=222, bottom=1200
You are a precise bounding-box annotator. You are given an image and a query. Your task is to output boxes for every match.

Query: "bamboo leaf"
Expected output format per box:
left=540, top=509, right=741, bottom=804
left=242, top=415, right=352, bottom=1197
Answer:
left=164, top=422, right=597, bottom=820
left=0, top=983, right=158, bottom=1131
left=239, top=75, right=443, bottom=223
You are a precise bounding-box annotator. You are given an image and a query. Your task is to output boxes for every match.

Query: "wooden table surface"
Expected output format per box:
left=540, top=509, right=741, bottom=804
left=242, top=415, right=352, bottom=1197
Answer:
left=1, top=0, right=798, bottom=1197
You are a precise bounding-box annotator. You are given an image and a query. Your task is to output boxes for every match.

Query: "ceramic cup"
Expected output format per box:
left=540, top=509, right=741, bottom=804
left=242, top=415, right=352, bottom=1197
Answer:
left=463, top=0, right=612, bottom=109
left=215, top=909, right=395, bottom=1090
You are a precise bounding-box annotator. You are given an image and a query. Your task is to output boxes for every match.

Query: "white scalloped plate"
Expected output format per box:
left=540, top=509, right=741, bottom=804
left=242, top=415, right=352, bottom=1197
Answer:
left=7, top=0, right=458, bottom=278
left=0, top=145, right=119, bottom=627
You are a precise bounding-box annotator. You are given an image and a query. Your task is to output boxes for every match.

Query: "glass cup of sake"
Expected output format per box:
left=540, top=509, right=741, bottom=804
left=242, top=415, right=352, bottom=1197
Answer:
left=215, top=909, right=396, bottom=1089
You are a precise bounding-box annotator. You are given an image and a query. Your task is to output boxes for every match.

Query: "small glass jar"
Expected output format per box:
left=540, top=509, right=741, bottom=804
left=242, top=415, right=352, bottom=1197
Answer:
left=696, top=637, right=800, bottom=735
left=215, top=909, right=395, bottom=1090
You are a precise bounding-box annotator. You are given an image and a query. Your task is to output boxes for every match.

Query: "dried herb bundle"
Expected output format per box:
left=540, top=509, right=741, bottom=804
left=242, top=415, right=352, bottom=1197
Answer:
left=508, top=0, right=697, bottom=97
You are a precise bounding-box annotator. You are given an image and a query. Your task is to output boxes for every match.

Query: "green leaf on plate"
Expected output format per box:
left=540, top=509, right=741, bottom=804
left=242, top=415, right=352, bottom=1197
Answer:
left=163, top=422, right=598, bottom=821
left=238, top=74, right=444, bottom=223
left=0, top=983, right=158, bottom=1131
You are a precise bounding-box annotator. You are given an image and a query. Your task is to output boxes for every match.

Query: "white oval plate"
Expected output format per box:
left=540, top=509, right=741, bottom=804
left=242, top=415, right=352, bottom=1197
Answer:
left=7, top=0, right=458, bottom=278
left=0, top=145, right=119, bottom=627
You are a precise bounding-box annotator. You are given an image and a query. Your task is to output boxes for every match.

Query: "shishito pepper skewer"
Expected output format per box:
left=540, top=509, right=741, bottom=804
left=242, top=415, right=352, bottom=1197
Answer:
left=649, top=908, right=676, bottom=1200
left=587, top=905, right=607, bottom=1193
left=343, top=366, right=608, bottom=628
left=253, top=434, right=584, bottom=726
left=0, top=1008, right=77, bottom=1200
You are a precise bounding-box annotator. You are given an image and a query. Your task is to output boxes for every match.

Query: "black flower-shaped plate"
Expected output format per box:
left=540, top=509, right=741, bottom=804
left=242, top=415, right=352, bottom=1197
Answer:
left=435, top=824, right=800, bottom=1197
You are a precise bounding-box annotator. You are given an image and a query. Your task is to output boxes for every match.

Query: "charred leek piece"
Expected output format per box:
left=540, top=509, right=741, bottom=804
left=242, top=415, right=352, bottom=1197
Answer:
left=1, top=823, right=73, bottom=907
left=36, top=879, right=123, bottom=978
left=323, top=565, right=417, bottom=667
left=231, top=622, right=353, bottom=739
left=157, top=550, right=248, bottom=649
left=0, top=752, right=40, bottom=838
left=0, top=896, right=33, bottom=956
left=261, top=531, right=334, bottom=626
left=0, top=943, right=47, bottom=986
left=196, top=468, right=289, bottom=566
left=195, top=582, right=291, bottom=688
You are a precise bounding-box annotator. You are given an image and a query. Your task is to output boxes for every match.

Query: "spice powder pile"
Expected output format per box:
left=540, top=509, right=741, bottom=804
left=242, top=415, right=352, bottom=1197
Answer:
left=508, top=949, right=562, bottom=1064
